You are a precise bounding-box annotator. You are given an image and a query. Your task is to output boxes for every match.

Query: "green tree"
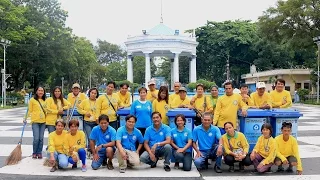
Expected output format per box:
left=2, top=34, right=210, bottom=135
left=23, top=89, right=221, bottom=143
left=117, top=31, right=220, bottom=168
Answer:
left=132, top=56, right=157, bottom=85
left=95, top=39, right=126, bottom=65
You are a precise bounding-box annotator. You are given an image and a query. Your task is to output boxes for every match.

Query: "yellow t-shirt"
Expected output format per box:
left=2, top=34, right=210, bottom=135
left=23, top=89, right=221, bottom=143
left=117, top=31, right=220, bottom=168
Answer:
left=222, top=131, right=249, bottom=155
left=192, top=95, right=213, bottom=113
left=66, top=130, right=86, bottom=152
left=44, top=98, right=71, bottom=126
left=116, top=91, right=131, bottom=107
left=213, top=94, right=248, bottom=129
left=152, top=99, right=169, bottom=125
left=96, top=93, right=121, bottom=122
left=146, top=89, right=159, bottom=102
left=253, top=135, right=277, bottom=165
left=67, top=92, right=87, bottom=108
left=275, top=134, right=302, bottom=171
left=250, top=92, right=272, bottom=108
left=170, top=97, right=191, bottom=109
left=270, top=90, right=292, bottom=108
left=28, top=98, right=46, bottom=123
left=241, top=94, right=254, bottom=106
left=78, top=99, right=97, bottom=122
left=169, top=93, right=180, bottom=105
left=48, top=130, right=68, bottom=154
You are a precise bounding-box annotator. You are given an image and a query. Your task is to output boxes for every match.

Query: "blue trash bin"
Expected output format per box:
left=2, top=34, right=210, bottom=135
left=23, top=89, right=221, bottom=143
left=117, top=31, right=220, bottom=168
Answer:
left=270, top=109, right=303, bottom=138
left=238, top=109, right=272, bottom=152
left=117, top=107, right=131, bottom=127
left=166, top=108, right=196, bottom=130
left=62, top=110, right=84, bottom=130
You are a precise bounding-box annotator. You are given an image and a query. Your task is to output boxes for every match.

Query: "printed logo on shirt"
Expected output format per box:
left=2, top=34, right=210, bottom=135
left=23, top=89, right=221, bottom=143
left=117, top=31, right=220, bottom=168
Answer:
left=173, top=134, right=177, bottom=137
left=105, top=135, right=110, bottom=139
left=208, top=132, right=213, bottom=137
left=122, top=135, right=128, bottom=139
left=159, top=132, right=164, bottom=136
left=136, top=105, right=141, bottom=108
left=184, top=132, right=188, bottom=137
left=265, top=146, right=270, bottom=152
left=147, top=106, right=151, bottom=110
left=77, top=139, right=81, bottom=145
left=233, top=100, right=238, bottom=105
left=132, top=135, right=136, bottom=140
left=164, top=104, right=169, bottom=111
left=112, top=98, right=117, bottom=103
left=237, top=141, right=241, bottom=147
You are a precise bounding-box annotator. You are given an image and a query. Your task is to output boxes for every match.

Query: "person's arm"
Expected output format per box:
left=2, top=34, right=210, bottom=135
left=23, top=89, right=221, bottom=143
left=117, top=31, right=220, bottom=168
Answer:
left=77, top=100, right=87, bottom=115
left=76, top=131, right=86, bottom=150
left=159, top=128, right=171, bottom=146
left=205, top=97, right=213, bottom=113
left=130, top=101, right=136, bottom=115
left=90, top=139, right=96, bottom=154
left=102, top=129, right=117, bottom=147
left=213, top=98, right=222, bottom=125
left=241, top=133, right=249, bottom=155
left=280, top=91, right=292, bottom=108
left=292, top=139, right=303, bottom=172
left=122, top=92, right=131, bottom=107
left=152, top=100, right=156, bottom=112
left=48, top=133, right=55, bottom=153
left=261, top=138, right=277, bottom=165
left=181, top=130, right=193, bottom=151
left=45, top=98, right=58, bottom=115
left=222, top=135, right=233, bottom=155
left=95, top=96, right=103, bottom=120
left=63, top=99, right=71, bottom=110
left=271, top=92, right=282, bottom=108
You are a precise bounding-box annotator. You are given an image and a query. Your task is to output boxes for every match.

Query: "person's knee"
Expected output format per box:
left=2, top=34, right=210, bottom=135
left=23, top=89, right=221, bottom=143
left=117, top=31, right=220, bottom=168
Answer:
left=78, top=148, right=86, bottom=155
left=91, top=162, right=100, bottom=170
left=274, top=160, right=282, bottom=166
left=59, top=160, right=68, bottom=168
left=163, top=144, right=172, bottom=151
left=140, top=154, right=148, bottom=163
left=193, top=158, right=203, bottom=168
left=131, top=158, right=141, bottom=166
left=291, top=162, right=297, bottom=166
left=224, top=155, right=234, bottom=165
left=242, top=157, right=252, bottom=166
left=174, top=152, right=184, bottom=161
left=106, top=147, right=114, bottom=156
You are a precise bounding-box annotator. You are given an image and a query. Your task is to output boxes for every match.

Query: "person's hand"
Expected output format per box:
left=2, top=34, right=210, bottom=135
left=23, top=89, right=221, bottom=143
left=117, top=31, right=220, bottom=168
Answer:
left=151, top=144, right=157, bottom=154
left=85, top=112, right=91, bottom=117
left=92, top=153, right=99, bottom=161
left=22, top=119, right=27, bottom=124
left=257, top=162, right=263, bottom=169
left=96, top=145, right=103, bottom=152
left=241, top=109, right=248, bottom=117
left=120, top=150, right=127, bottom=160
left=190, top=97, right=196, bottom=105
left=282, top=159, right=288, bottom=165
left=49, top=155, right=55, bottom=165
left=297, top=170, right=302, bottom=175
left=151, top=93, right=157, bottom=98
left=177, top=148, right=185, bottom=153
left=195, top=151, right=203, bottom=159
left=282, top=99, right=287, bottom=105
left=118, top=106, right=124, bottom=109
left=216, top=146, right=223, bottom=156
left=58, top=109, right=64, bottom=115
left=250, top=151, right=256, bottom=161
left=150, top=153, right=157, bottom=162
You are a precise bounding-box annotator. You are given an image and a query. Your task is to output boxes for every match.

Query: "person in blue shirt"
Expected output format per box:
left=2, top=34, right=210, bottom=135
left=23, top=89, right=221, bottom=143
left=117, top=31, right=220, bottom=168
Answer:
left=116, top=114, right=144, bottom=173
left=90, top=114, right=116, bottom=170
left=193, top=112, right=223, bottom=173
left=170, top=114, right=193, bottom=171
left=130, top=87, right=152, bottom=136
left=140, top=112, right=172, bottom=172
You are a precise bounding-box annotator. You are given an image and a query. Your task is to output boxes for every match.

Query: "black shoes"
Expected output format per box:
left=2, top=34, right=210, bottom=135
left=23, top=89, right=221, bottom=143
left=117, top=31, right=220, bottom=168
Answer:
left=164, top=165, right=171, bottom=172
left=214, top=164, right=222, bottom=173
left=228, top=166, right=235, bottom=172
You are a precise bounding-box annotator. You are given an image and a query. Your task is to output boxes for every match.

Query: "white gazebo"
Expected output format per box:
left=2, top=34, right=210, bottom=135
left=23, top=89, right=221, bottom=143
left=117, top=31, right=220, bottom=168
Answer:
left=124, top=23, right=198, bottom=88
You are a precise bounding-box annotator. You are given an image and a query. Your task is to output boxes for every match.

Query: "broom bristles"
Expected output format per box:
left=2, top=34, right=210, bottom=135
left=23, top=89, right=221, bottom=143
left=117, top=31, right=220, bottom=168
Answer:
left=5, top=144, right=22, bottom=166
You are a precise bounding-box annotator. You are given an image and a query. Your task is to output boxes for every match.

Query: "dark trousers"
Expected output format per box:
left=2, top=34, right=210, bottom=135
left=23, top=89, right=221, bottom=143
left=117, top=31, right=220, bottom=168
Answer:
left=224, top=154, right=252, bottom=167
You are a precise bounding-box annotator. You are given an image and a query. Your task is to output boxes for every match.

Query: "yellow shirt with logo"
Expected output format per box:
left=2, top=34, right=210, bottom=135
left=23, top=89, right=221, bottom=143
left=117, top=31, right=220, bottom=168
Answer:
left=28, top=98, right=46, bottom=123
left=253, top=135, right=277, bottom=165
left=96, top=93, right=121, bottom=122
left=192, top=95, right=213, bottom=113
left=45, top=97, right=71, bottom=126
left=169, top=93, right=180, bottom=106
left=275, top=134, right=302, bottom=171
left=152, top=99, right=169, bottom=125
left=250, top=92, right=272, bottom=108
left=78, top=99, right=97, bottom=122
left=222, top=131, right=249, bottom=155
left=146, top=89, right=159, bottom=102
left=170, top=97, right=191, bottom=109
left=116, top=91, right=131, bottom=107
left=67, top=92, right=87, bottom=109
left=270, top=90, right=292, bottom=108
left=48, top=130, right=69, bottom=154
left=213, top=93, right=248, bottom=129
left=66, top=130, right=86, bottom=152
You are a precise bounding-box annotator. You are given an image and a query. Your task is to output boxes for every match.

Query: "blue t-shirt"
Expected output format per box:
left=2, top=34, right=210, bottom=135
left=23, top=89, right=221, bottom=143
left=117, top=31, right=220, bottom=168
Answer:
left=116, top=126, right=144, bottom=151
left=130, top=100, right=152, bottom=128
left=171, top=127, right=193, bottom=153
left=89, top=125, right=116, bottom=146
left=144, top=124, right=171, bottom=149
left=193, top=124, right=221, bottom=151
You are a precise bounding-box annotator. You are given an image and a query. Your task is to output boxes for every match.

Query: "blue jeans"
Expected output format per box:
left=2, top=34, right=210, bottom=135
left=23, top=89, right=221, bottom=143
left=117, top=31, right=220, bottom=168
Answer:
left=91, top=147, right=115, bottom=170
left=47, top=151, right=69, bottom=168
left=46, top=125, right=56, bottom=134
left=173, top=151, right=192, bottom=171
left=83, top=121, right=97, bottom=150
left=140, top=144, right=172, bottom=166
left=32, top=123, right=46, bottom=154
left=194, top=145, right=222, bottom=169
left=68, top=148, right=86, bottom=165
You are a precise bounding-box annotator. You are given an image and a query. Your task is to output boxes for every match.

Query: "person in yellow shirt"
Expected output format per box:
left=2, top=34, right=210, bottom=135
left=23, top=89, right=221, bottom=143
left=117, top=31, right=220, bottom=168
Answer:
left=270, top=79, right=292, bottom=108
left=169, top=82, right=181, bottom=105
left=214, top=82, right=248, bottom=134
left=146, top=79, right=158, bottom=102
left=152, top=86, right=169, bottom=125
left=222, top=122, right=251, bottom=172
left=250, top=82, right=272, bottom=109
left=78, top=87, right=99, bottom=153
left=240, top=84, right=254, bottom=106
left=96, top=81, right=123, bottom=130
left=117, top=83, right=131, bottom=107
left=45, top=87, right=71, bottom=133
left=250, top=123, right=276, bottom=173
left=28, top=86, right=47, bottom=159
left=209, top=85, right=219, bottom=114
left=67, top=83, right=87, bottom=110
left=275, top=122, right=302, bottom=175
left=67, top=120, right=87, bottom=172
left=47, top=120, right=69, bottom=172
left=190, top=84, right=213, bottom=126
left=170, top=87, right=191, bottom=109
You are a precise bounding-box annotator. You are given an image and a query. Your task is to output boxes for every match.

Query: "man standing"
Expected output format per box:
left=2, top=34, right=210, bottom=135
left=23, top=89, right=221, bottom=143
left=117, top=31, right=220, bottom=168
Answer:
left=90, top=115, right=116, bottom=170
left=193, top=112, right=223, bottom=173
left=240, top=84, right=254, bottom=106
left=169, top=82, right=181, bottom=104
left=140, top=112, right=172, bottom=172
left=250, top=82, right=272, bottom=109
left=116, top=115, right=144, bottom=173
left=67, top=83, right=87, bottom=109
left=214, top=82, right=247, bottom=134
left=146, top=79, right=159, bottom=102
left=270, top=79, right=292, bottom=108
left=170, top=87, right=191, bottom=108
left=117, top=83, right=131, bottom=107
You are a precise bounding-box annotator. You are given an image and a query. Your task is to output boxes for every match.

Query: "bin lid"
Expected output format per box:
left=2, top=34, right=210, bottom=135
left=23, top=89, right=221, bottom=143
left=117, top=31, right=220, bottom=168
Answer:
left=63, top=110, right=81, bottom=116
left=238, top=109, right=272, bottom=117
left=166, top=108, right=196, bottom=117
left=117, top=107, right=131, bottom=115
left=271, top=108, right=303, bottom=117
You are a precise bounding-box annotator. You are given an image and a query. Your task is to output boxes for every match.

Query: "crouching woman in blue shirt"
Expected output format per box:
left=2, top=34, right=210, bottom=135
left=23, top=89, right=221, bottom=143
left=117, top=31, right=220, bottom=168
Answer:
left=170, top=114, right=193, bottom=171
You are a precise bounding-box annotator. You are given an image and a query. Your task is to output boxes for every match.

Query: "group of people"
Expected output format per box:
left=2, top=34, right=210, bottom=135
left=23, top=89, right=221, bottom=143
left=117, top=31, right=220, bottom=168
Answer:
left=25, top=78, right=302, bottom=175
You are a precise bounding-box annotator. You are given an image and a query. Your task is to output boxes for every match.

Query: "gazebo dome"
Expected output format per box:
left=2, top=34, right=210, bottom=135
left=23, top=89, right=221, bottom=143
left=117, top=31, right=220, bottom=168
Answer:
left=148, top=23, right=175, bottom=35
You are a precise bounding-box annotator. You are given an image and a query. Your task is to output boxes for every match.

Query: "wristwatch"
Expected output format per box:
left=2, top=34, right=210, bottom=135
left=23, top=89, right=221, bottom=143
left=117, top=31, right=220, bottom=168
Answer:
left=157, top=142, right=161, bottom=146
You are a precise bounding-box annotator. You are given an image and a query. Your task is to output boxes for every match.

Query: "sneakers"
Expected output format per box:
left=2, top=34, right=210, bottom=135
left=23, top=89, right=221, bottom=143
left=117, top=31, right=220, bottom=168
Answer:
left=228, top=166, right=235, bottom=172
left=151, top=158, right=159, bottom=168
left=214, top=164, right=222, bottom=173
left=277, top=166, right=284, bottom=172
left=102, top=159, right=107, bottom=166
left=81, top=165, right=87, bottom=172
left=107, top=160, right=114, bottom=170
left=239, top=164, right=245, bottom=172
left=72, top=163, right=77, bottom=169
left=174, top=162, right=179, bottom=169
left=286, top=167, right=293, bottom=173
left=37, top=154, right=43, bottom=159
left=50, top=166, right=57, bottom=172
left=120, top=168, right=126, bottom=173
left=164, top=165, right=171, bottom=172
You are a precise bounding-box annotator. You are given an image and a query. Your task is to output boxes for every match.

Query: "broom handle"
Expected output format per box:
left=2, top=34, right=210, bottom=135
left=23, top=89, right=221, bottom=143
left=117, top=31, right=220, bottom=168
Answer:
left=19, top=107, right=29, bottom=144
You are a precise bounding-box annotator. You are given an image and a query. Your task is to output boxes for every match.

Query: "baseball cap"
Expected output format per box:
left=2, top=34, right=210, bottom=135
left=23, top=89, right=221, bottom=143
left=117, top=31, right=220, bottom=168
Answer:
left=256, top=82, right=266, bottom=89
left=72, top=83, right=80, bottom=89
left=148, top=80, right=156, bottom=85
left=179, top=87, right=187, bottom=92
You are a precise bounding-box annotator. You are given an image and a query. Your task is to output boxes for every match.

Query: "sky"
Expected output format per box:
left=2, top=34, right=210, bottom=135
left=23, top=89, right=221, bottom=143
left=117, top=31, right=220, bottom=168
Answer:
left=58, top=0, right=279, bottom=46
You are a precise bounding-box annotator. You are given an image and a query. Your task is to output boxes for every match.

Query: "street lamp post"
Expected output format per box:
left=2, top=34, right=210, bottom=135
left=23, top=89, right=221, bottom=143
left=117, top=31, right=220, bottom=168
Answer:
left=313, top=36, right=320, bottom=103
left=61, top=77, right=64, bottom=94
left=217, top=53, right=230, bottom=81
left=0, top=38, right=11, bottom=107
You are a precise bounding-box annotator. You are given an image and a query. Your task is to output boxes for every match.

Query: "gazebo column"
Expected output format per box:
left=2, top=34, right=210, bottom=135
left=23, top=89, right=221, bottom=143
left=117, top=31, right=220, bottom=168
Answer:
left=127, top=55, right=133, bottom=82
left=170, top=58, right=174, bottom=90
left=145, top=53, right=151, bottom=88
left=189, top=55, right=197, bottom=82
left=173, top=53, right=180, bottom=83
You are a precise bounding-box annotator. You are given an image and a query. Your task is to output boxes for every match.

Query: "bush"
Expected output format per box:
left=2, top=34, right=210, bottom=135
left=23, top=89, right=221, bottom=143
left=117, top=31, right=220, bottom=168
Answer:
left=187, top=79, right=216, bottom=92
left=297, top=88, right=310, bottom=102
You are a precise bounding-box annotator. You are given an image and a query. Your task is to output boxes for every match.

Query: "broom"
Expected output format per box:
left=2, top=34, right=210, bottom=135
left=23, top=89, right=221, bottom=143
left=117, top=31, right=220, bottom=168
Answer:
left=5, top=108, right=28, bottom=165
